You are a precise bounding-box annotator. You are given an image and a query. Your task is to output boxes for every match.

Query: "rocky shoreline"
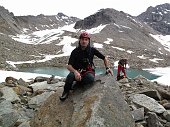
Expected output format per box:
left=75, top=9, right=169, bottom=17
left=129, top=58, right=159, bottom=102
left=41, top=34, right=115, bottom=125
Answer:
left=0, top=74, right=170, bottom=127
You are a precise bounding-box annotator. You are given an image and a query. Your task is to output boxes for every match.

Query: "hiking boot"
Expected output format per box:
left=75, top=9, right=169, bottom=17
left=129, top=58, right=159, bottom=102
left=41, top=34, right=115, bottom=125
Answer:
left=117, top=75, right=124, bottom=81
left=59, top=91, right=69, bottom=101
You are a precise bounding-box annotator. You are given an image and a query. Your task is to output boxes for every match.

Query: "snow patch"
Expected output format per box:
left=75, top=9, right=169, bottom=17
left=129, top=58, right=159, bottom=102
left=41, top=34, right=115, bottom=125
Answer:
left=103, top=38, right=113, bottom=44
left=112, top=46, right=125, bottom=51
left=85, top=24, right=107, bottom=34
left=144, top=67, right=170, bottom=86
left=149, top=58, right=164, bottom=63
left=137, top=55, right=148, bottom=59
left=0, top=70, right=54, bottom=83
left=93, top=43, right=103, bottom=48
left=150, top=34, right=170, bottom=53
left=127, top=50, right=134, bottom=54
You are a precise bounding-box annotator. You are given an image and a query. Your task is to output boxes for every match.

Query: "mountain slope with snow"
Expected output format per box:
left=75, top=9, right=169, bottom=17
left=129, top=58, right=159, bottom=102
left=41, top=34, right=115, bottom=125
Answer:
left=0, top=6, right=80, bottom=35
left=15, top=13, right=80, bottom=33
left=137, top=3, right=170, bottom=35
left=0, top=6, right=170, bottom=70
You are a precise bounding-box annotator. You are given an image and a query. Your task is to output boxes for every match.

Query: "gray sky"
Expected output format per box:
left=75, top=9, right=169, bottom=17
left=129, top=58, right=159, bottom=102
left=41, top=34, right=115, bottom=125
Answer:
left=0, top=0, right=169, bottom=18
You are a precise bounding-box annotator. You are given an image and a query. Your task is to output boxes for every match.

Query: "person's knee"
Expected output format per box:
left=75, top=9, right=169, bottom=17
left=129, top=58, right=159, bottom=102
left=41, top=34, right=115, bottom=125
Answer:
left=83, top=73, right=95, bottom=84
left=65, top=72, right=75, bottom=83
left=87, top=76, right=94, bottom=84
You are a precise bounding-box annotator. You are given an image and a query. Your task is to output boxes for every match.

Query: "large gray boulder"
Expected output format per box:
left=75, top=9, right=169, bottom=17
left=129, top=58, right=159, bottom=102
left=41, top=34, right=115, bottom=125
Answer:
left=0, top=100, right=19, bottom=127
left=28, top=91, right=55, bottom=109
left=1, top=87, right=20, bottom=102
left=129, top=94, right=166, bottom=114
left=30, top=75, right=135, bottom=127
left=30, top=81, right=64, bottom=91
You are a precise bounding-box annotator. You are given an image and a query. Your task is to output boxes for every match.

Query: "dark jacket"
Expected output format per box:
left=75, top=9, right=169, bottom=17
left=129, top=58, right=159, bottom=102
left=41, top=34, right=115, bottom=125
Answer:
left=68, top=46, right=105, bottom=70
left=118, top=59, right=127, bottom=67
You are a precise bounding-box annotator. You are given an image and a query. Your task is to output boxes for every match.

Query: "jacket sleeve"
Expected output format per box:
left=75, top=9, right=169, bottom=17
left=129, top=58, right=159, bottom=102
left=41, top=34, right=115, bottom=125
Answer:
left=68, top=50, right=76, bottom=65
left=93, top=48, right=105, bottom=60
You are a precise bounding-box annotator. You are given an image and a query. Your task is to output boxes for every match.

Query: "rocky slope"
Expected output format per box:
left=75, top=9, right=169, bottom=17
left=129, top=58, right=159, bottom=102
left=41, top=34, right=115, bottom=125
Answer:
left=0, top=74, right=170, bottom=127
left=0, top=6, right=79, bottom=35
left=74, top=8, right=170, bottom=69
left=137, top=3, right=170, bottom=35
left=15, top=13, right=79, bottom=33
left=0, top=6, right=79, bottom=70
left=0, top=6, right=21, bottom=35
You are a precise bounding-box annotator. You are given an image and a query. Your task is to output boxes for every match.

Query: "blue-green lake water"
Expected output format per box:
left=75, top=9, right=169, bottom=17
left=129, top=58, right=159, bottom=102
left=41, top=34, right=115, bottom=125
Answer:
left=19, top=67, right=159, bottom=80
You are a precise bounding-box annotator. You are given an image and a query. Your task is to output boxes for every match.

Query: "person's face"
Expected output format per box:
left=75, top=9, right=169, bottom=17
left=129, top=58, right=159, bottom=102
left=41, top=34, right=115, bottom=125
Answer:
left=79, top=37, right=89, bottom=48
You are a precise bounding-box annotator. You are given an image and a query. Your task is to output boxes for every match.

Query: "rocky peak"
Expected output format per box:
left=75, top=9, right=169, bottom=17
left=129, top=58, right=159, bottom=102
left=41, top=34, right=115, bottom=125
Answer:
left=137, top=3, right=170, bottom=35
left=0, top=6, right=14, bottom=17
left=57, top=12, right=68, bottom=18
left=74, top=8, right=127, bottom=29
left=0, top=6, right=80, bottom=35
left=0, top=6, right=21, bottom=35
left=56, top=12, right=79, bottom=24
left=14, top=13, right=80, bottom=33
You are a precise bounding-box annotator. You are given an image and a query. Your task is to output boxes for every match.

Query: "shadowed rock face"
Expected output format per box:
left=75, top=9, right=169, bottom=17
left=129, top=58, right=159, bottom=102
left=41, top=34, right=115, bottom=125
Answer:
left=30, top=75, right=135, bottom=127
left=74, top=8, right=125, bottom=29
left=0, top=6, right=21, bottom=35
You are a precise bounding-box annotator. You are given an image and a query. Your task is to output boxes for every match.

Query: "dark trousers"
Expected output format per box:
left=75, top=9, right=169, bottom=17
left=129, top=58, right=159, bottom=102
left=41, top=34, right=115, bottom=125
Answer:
left=64, top=72, right=95, bottom=93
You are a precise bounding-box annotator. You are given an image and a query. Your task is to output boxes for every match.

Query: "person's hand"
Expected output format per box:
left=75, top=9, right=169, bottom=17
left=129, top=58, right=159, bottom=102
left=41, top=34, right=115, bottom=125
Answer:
left=74, top=70, right=81, bottom=81
left=106, top=67, right=114, bottom=76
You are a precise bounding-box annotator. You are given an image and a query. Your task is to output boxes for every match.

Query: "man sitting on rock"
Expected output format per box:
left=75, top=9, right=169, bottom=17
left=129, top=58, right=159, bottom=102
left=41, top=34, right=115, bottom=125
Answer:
left=117, top=59, right=127, bottom=81
left=59, top=31, right=113, bottom=101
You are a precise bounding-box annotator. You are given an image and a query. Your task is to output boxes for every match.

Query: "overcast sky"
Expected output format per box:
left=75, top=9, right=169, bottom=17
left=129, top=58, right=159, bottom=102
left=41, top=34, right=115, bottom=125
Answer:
left=0, top=0, right=169, bottom=19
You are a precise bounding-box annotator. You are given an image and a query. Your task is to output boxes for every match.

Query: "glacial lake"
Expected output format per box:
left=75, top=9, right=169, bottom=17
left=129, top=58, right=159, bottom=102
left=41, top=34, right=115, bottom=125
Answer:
left=19, top=67, right=159, bottom=80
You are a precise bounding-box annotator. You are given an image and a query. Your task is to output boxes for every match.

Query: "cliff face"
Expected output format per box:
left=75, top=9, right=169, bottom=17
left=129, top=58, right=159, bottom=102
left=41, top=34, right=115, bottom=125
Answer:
left=0, top=6, right=22, bottom=35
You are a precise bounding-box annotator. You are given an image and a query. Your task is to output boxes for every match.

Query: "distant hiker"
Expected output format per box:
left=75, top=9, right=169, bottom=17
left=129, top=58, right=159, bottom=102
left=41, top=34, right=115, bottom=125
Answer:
left=59, top=31, right=113, bottom=101
left=117, top=59, right=127, bottom=81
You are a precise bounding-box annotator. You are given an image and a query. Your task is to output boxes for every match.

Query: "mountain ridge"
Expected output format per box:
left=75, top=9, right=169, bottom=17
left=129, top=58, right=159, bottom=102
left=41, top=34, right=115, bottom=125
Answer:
left=0, top=4, right=170, bottom=70
left=0, top=6, right=80, bottom=35
left=137, top=3, right=170, bottom=35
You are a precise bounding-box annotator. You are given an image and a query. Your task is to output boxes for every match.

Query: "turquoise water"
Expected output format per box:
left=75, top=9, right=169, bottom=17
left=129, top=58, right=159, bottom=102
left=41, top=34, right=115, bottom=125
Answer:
left=19, top=67, right=159, bottom=80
